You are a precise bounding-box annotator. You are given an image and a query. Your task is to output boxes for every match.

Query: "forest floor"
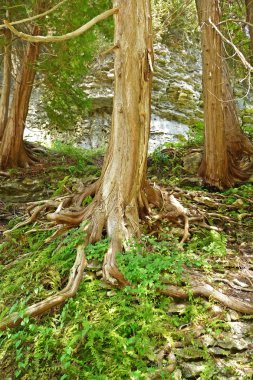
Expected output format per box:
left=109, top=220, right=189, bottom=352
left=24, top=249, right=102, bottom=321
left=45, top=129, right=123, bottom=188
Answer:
left=0, top=142, right=252, bottom=379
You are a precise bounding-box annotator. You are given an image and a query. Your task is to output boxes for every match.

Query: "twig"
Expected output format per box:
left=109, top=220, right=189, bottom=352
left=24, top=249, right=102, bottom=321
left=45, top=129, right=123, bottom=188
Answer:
left=209, top=18, right=253, bottom=72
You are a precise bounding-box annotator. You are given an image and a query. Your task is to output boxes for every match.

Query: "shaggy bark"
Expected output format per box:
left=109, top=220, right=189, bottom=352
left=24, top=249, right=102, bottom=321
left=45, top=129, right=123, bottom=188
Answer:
left=196, top=0, right=253, bottom=189
left=0, top=26, right=40, bottom=170
left=40, top=0, right=157, bottom=285
left=0, top=28, right=12, bottom=140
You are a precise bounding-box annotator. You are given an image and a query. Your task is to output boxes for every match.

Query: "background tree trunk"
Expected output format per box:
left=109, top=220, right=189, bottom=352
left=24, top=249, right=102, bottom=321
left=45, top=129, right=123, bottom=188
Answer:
left=196, top=0, right=230, bottom=189
left=0, top=28, right=12, bottom=140
left=0, top=26, right=40, bottom=170
left=245, top=0, right=253, bottom=60
left=222, top=61, right=253, bottom=180
left=196, top=0, right=253, bottom=189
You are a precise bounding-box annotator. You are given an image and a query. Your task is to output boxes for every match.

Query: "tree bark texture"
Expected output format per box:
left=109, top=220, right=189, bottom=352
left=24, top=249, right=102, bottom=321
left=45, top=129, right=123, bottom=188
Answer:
left=245, top=0, right=253, bottom=60
left=0, top=26, right=40, bottom=170
left=0, top=28, right=12, bottom=140
left=196, top=0, right=230, bottom=189
left=84, top=0, right=155, bottom=283
left=196, top=0, right=253, bottom=189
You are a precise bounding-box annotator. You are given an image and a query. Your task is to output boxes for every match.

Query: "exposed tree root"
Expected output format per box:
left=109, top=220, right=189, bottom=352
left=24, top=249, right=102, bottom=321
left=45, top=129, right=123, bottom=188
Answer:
left=2, top=178, right=253, bottom=332
left=3, top=201, right=59, bottom=237
left=0, top=244, right=87, bottom=331
left=160, top=281, right=253, bottom=314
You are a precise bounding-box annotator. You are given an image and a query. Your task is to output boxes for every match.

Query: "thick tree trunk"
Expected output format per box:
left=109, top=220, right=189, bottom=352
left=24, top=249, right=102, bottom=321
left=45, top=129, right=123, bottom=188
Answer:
left=245, top=0, right=253, bottom=60
left=0, top=28, right=12, bottom=140
left=91, top=0, right=154, bottom=283
left=0, top=26, right=40, bottom=170
left=196, top=0, right=253, bottom=189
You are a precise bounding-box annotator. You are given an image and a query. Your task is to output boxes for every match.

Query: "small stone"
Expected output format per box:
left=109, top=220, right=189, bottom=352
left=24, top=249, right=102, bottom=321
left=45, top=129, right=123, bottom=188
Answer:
left=180, top=362, right=205, bottom=378
left=167, top=303, right=187, bottom=314
left=210, top=304, right=224, bottom=316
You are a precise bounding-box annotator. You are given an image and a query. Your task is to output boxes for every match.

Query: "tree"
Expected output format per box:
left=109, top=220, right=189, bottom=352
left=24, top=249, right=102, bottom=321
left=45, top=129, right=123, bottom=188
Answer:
left=245, top=0, right=253, bottom=59
left=5, top=1, right=157, bottom=285
left=2, top=0, right=253, bottom=332
left=0, top=28, right=11, bottom=140
left=196, top=0, right=253, bottom=189
left=0, top=0, right=49, bottom=169
left=0, top=26, right=40, bottom=169
left=0, top=0, right=111, bottom=169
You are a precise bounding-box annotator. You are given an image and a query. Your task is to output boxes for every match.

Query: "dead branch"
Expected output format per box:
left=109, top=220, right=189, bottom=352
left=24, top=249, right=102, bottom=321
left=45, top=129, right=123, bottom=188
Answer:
left=4, top=8, right=119, bottom=43
left=218, top=19, right=253, bottom=28
left=0, top=245, right=87, bottom=331
left=209, top=18, right=253, bottom=72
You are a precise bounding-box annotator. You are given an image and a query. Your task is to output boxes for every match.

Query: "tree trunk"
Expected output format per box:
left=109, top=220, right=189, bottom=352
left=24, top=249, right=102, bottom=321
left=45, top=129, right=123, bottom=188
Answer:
left=245, top=0, right=253, bottom=60
left=0, top=28, right=12, bottom=140
left=222, top=60, right=253, bottom=179
left=90, top=0, right=155, bottom=283
left=196, top=0, right=253, bottom=189
left=196, top=0, right=230, bottom=189
left=0, top=26, right=40, bottom=170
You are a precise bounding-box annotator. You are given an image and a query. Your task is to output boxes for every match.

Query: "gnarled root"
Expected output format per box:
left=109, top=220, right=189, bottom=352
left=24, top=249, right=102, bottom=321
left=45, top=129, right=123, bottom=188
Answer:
left=0, top=244, right=87, bottom=331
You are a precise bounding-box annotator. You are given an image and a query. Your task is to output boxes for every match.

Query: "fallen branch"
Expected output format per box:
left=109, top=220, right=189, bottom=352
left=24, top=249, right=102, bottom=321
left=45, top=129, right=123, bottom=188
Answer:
left=160, top=282, right=253, bottom=314
left=0, top=245, right=87, bottom=331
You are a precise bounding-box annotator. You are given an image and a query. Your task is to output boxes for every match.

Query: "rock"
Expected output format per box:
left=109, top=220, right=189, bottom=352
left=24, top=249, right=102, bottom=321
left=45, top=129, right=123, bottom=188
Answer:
left=182, top=152, right=202, bottom=174
left=167, top=303, right=187, bottom=314
left=227, top=321, right=253, bottom=336
left=180, top=362, right=206, bottom=378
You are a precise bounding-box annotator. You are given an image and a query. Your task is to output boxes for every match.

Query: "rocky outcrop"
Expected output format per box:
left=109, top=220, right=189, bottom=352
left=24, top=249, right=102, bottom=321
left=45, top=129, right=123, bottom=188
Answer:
left=24, top=42, right=253, bottom=151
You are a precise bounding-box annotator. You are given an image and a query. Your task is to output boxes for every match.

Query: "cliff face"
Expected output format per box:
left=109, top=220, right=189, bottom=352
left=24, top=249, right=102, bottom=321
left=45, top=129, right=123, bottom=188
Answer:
left=22, top=42, right=252, bottom=150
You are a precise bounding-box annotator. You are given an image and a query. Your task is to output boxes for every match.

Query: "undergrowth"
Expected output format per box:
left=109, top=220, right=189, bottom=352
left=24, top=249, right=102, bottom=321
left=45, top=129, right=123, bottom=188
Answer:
left=0, top=220, right=235, bottom=379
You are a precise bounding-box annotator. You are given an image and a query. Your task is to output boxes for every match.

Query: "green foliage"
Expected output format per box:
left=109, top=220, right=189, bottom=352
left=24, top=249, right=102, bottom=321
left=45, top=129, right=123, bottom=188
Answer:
left=148, top=144, right=183, bottom=184
left=186, top=230, right=227, bottom=260
left=38, top=0, right=114, bottom=130
left=151, top=0, right=198, bottom=44
left=52, top=141, right=104, bottom=176
left=188, top=121, right=204, bottom=146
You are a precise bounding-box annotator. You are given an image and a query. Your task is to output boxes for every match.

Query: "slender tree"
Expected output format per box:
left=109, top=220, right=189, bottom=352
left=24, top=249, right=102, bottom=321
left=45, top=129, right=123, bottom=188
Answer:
left=0, top=26, right=40, bottom=169
left=196, top=0, right=253, bottom=189
left=0, top=28, right=12, bottom=140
